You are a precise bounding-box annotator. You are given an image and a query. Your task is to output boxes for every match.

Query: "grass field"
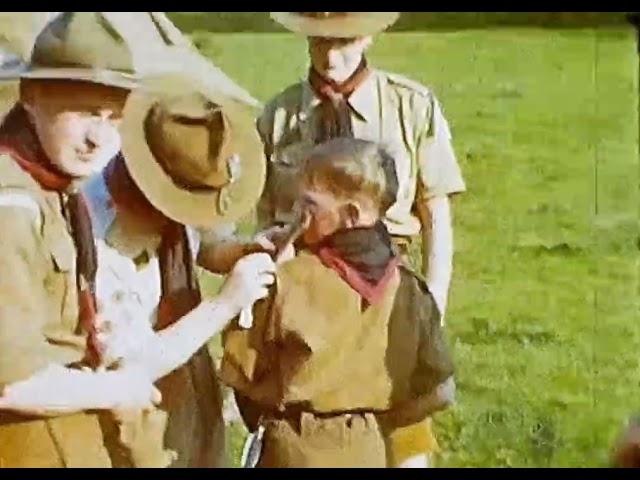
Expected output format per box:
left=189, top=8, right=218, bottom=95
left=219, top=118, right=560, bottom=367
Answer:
left=0, top=25, right=636, bottom=468
left=192, top=28, right=639, bottom=468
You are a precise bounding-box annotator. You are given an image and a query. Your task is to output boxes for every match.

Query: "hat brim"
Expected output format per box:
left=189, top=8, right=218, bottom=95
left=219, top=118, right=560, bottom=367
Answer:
left=121, top=74, right=266, bottom=229
left=271, top=12, right=399, bottom=38
left=0, top=66, right=138, bottom=89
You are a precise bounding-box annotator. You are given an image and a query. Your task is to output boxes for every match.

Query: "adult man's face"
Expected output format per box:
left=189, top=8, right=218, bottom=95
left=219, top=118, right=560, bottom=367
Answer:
left=308, top=36, right=372, bottom=83
left=22, top=79, right=128, bottom=179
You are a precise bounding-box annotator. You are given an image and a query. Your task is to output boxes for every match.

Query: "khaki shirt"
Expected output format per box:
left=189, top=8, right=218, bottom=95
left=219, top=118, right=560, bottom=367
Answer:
left=0, top=153, right=112, bottom=468
left=256, top=69, right=466, bottom=237
left=221, top=251, right=453, bottom=415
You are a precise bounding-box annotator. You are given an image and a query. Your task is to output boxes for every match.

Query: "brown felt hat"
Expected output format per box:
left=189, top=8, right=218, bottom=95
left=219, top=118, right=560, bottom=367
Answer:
left=271, top=12, right=399, bottom=38
left=120, top=73, right=265, bottom=228
left=0, top=12, right=191, bottom=88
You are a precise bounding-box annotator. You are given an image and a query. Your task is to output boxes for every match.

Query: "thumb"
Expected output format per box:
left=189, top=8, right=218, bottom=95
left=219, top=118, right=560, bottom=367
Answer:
left=151, top=386, right=162, bottom=406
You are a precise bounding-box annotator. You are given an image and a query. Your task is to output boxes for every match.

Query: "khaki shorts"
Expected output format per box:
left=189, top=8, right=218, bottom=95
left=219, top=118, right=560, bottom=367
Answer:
left=258, top=412, right=386, bottom=468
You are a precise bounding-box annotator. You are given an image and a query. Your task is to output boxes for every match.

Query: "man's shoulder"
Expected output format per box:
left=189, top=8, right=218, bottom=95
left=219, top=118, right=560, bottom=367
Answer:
left=262, top=81, right=306, bottom=116
left=0, top=153, right=45, bottom=226
left=378, top=70, right=434, bottom=100
left=0, top=153, right=36, bottom=190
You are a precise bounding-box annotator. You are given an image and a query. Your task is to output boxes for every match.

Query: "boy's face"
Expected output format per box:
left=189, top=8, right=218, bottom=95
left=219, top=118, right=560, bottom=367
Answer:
left=300, top=185, right=380, bottom=246
left=23, top=80, right=128, bottom=179
left=301, top=188, right=344, bottom=246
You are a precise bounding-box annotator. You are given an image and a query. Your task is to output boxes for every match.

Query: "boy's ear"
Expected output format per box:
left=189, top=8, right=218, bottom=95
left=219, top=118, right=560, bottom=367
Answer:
left=341, top=202, right=361, bottom=228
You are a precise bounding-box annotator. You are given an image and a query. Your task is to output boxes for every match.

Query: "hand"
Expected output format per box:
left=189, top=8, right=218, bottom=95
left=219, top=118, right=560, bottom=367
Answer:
left=252, top=225, right=290, bottom=253
left=105, top=366, right=163, bottom=412
left=218, top=253, right=276, bottom=315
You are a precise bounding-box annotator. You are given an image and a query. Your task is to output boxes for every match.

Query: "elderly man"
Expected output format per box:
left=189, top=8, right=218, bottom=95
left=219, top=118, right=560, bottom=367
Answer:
left=205, top=12, right=466, bottom=468
left=0, top=13, right=273, bottom=467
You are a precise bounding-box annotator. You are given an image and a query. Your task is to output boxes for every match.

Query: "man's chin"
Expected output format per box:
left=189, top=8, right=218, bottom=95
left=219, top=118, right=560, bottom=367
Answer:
left=59, top=156, right=113, bottom=179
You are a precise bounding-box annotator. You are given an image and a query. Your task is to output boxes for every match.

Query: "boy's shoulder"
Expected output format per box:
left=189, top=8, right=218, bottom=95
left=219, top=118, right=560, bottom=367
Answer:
left=394, top=264, right=442, bottom=324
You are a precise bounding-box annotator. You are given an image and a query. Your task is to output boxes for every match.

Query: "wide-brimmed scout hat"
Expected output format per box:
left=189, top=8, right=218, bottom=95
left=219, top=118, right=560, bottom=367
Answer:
left=120, top=72, right=265, bottom=228
left=0, top=12, right=194, bottom=89
left=270, top=12, right=400, bottom=38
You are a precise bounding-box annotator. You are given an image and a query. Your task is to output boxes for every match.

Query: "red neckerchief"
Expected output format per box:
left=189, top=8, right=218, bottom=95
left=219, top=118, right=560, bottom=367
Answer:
left=307, top=58, right=371, bottom=143
left=315, top=247, right=399, bottom=306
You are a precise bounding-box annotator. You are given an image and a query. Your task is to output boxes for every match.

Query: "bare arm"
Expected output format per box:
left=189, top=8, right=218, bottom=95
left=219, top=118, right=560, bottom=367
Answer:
left=100, top=253, right=276, bottom=382
left=416, top=195, right=454, bottom=317
left=377, top=376, right=455, bottom=430
left=0, top=365, right=160, bottom=416
left=0, top=204, right=160, bottom=416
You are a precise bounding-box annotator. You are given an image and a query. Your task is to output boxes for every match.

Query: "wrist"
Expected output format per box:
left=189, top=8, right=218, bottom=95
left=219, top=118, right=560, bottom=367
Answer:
left=202, top=297, right=240, bottom=324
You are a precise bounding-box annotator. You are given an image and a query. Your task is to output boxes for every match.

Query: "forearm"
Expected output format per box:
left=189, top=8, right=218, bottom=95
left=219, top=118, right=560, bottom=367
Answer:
left=418, top=196, right=453, bottom=316
left=378, top=377, right=455, bottom=430
left=147, top=299, right=238, bottom=381
left=0, top=367, right=148, bottom=416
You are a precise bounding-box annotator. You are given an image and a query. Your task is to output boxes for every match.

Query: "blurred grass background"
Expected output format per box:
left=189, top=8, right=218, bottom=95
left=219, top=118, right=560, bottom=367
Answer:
left=1, top=12, right=638, bottom=468
left=193, top=24, right=639, bottom=467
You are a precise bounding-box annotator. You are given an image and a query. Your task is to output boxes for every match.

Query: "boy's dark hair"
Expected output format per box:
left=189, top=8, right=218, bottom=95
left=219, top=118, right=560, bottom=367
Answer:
left=301, top=137, right=399, bottom=213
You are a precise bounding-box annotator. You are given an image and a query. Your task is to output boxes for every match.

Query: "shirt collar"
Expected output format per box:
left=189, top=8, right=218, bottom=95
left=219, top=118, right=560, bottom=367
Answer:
left=301, top=69, right=379, bottom=123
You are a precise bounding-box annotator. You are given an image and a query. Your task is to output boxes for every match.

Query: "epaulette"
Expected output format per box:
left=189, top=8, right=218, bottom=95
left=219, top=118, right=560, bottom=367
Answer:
left=384, top=71, right=433, bottom=99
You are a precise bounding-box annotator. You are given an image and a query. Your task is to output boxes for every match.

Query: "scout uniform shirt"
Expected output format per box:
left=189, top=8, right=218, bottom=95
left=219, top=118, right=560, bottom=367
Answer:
left=0, top=153, right=113, bottom=468
left=220, top=251, right=454, bottom=467
left=256, top=69, right=467, bottom=237
left=83, top=172, right=226, bottom=468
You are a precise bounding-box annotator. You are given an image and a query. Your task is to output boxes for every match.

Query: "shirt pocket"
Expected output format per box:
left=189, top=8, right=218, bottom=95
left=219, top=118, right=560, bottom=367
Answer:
left=42, top=209, right=79, bottom=331
left=382, top=139, right=416, bottom=210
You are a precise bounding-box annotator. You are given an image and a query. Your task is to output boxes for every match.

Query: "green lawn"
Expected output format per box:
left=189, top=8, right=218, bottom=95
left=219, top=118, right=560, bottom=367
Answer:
left=194, top=28, right=639, bottom=468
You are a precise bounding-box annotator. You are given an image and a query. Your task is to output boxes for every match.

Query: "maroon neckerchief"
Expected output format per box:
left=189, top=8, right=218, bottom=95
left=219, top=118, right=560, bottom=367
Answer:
left=0, top=104, right=102, bottom=367
left=311, top=221, right=400, bottom=306
left=104, top=156, right=201, bottom=332
left=308, top=58, right=371, bottom=144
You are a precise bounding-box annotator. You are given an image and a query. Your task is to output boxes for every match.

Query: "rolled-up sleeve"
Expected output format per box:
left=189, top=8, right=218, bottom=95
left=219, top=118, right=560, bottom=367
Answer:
left=416, top=96, right=466, bottom=201
left=0, top=206, right=60, bottom=387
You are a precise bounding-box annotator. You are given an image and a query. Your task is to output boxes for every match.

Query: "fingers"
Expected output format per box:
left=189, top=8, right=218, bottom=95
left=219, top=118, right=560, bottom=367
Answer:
left=150, top=386, right=162, bottom=406
left=257, top=272, right=276, bottom=286
left=254, top=236, right=276, bottom=252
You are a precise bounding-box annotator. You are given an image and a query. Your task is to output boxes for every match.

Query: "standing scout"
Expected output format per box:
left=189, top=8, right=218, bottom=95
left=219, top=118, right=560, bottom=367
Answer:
left=0, top=12, right=158, bottom=468
left=83, top=73, right=274, bottom=468
left=0, top=13, right=271, bottom=468
left=255, top=12, right=466, bottom=468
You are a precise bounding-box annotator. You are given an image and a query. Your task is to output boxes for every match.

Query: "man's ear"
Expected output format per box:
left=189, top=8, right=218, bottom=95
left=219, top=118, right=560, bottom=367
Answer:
left=341, top=202, right=361, bottom=228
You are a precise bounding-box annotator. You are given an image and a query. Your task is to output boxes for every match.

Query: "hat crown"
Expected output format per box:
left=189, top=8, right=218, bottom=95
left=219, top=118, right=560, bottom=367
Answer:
left=298, top=12, right=349, bottom=19
left=30, top=12, right=188, bottom=76
left=271, top=12, right=400, bottom=38
left=145, top=92, right=234, bottom=191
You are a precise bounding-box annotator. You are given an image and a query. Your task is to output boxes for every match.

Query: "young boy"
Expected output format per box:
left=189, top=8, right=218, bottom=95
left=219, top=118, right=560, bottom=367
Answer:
left=220, top=138, right=456, bottom=468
